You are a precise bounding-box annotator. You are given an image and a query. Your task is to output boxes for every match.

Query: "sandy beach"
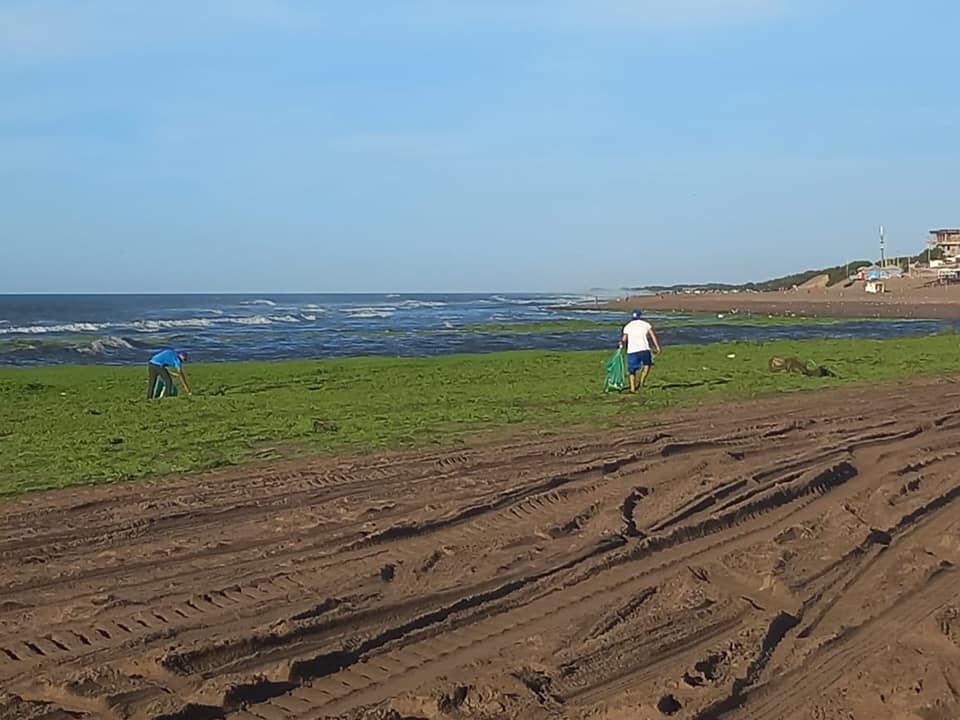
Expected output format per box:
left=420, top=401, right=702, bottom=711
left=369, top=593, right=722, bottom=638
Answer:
left=601, top=277, right=960, bottom=320
left=3, top=376, right=960, bottom=719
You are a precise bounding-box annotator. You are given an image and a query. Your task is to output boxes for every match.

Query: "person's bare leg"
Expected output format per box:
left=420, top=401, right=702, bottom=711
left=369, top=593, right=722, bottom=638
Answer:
left=629, top=372, right=637, bottom=393
left=640, top=365, right=651, bottom=387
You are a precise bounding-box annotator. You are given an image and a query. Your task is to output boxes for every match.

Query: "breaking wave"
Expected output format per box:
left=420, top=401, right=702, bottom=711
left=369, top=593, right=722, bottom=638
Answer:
left=396, top=300, right=447, bottom=309
left=0, top=313, right=326, bottom=336
left=146, top=313, right=319, bottom=327
left=0, top=322, right=109, bottom=335
left=230, top=314, right=311, bottom=325
left=131, top=318, right=214, bottom=331
left=342, top=307, right=396, bottom=319
left=491, top=294, right=595, bottom=307
left=76, top=336, right=137, bottom=354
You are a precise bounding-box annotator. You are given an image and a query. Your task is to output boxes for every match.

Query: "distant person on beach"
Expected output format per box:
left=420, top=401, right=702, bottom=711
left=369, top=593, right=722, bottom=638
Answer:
left=147, top=349, right=191, bottom=399
left=619, top=310, right=661, bottom=393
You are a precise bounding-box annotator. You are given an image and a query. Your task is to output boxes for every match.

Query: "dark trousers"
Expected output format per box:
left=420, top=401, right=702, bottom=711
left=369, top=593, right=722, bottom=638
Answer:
left=147, top=363, right=173, bottom=399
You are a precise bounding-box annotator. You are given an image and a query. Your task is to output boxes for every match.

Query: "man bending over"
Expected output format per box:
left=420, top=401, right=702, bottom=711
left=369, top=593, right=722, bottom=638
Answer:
left=147, top=349, right=191, bottom=399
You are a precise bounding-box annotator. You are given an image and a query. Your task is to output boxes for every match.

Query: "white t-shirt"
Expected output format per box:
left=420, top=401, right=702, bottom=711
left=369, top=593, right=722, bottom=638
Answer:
left=622, top=319, right=652, bottom=353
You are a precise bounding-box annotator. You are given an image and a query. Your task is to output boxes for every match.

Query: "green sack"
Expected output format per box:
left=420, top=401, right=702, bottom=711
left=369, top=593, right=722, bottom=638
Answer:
left=603, top=349, right=627, bottom=392
left=153, top=376, right=178, bottom=398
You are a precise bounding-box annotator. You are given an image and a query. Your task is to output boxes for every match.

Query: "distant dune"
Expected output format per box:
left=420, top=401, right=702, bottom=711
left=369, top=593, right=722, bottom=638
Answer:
left=600, top=275, right=960, bottom=319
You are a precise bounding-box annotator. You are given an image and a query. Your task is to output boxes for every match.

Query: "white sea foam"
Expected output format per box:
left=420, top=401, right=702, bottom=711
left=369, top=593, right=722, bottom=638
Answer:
left=131, top=318, right=214, bottom=331
left=230, top=315, right=275, bottom=326
left=548, top=295, right=598, bottom=307
left=490, top=294, right=595, bottom=307
left=77, top=336, right=136, bottom=354
left=0, top=322, right=108, bottom=335
left=489, top=295, right=546, bottom=306
left=127, top=314, right=316, bottom=331
left=242, top=299, right=277, bottom=307
left=349, top=311, right=395, bottom=319
left=343, top=305, right=396, bottom=313
left=342, top=307, right=395, bottom=319
left=397, top=300, right=447, bottom=309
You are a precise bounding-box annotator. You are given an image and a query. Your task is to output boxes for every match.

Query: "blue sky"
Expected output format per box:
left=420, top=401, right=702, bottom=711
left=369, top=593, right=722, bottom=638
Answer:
left=1, top=1, right=957, bottom=293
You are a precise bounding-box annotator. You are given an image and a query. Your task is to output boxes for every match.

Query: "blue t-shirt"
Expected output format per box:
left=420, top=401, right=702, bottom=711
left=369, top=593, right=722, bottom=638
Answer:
left=150, top=349, right=182, bottom=370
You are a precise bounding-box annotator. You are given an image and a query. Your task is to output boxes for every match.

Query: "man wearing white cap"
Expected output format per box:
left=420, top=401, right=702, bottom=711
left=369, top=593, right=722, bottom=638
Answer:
left=619, top=310, right=661, bottom=393
left=147, top=349, right=192, bottom=399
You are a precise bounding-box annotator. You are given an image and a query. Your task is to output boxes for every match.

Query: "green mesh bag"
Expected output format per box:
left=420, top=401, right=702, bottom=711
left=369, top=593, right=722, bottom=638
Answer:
left=153, top=376, right=179, bottom=398
left=603, top=349, right=627, bottom=392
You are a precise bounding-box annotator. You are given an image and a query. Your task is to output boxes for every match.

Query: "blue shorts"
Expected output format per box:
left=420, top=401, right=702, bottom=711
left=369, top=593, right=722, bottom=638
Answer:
left=627, top=351, right=654, bottom=374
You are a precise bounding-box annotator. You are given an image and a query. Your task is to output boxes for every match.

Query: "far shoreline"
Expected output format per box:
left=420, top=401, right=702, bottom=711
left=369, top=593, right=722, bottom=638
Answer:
left=587, top=281, right=960, bottom=321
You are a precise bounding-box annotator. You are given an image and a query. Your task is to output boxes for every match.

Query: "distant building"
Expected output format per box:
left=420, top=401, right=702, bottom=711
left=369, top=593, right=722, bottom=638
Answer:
left=856, top=265, right=903, bottom=281
left=930, top=229, right=960, bottom=260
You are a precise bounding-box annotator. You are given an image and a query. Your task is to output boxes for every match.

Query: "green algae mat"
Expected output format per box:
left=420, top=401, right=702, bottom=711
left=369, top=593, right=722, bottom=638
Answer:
left=1, top=335, right=957, bottom=495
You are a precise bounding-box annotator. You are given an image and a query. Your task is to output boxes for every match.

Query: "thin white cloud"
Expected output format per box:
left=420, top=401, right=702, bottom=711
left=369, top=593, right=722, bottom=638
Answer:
left=0, top=0, right=292, bottom=60
left=0, top=0, right=788, bottom=61
left=426, top=0, right=786, bottom=29
left=330, top=131, right=473, bottom=158
left=0, top=1, right=78, bottom=58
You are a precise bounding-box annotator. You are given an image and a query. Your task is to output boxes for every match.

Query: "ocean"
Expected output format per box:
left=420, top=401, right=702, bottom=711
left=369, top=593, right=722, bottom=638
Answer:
left=0, top=294, right=954, bottom=367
